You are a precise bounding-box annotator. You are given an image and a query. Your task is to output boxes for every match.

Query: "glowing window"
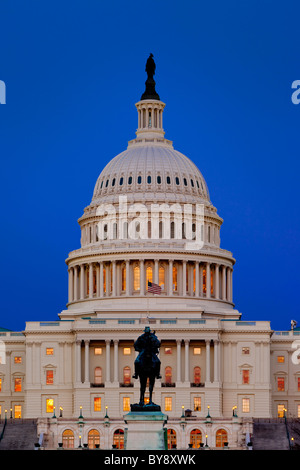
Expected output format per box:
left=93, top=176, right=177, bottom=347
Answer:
left=113, top=429, right=124, bottom=450
left=242, top=347, right=250, bottom=355
left=62, top=429, right=74, bottom=449
left=242, top=398, right=250, bottom=413
left=123, top=397, right=130, bottom=412
left=277, top=377, right=285, bottom=391
left=46, top=348, right=54, bottom=356
left=173, top=266, right=178, bottom=291
left=216, top=429, right=228, bottom=448
left=165, top=397, right=172, bottom=411
left=14, top=356, right=22, bottom=364
left=146, top=266, right=153, bottom=288
left=14, top=405, right=21, bottom=419
left=167, top=429, right=176, bottom=449
left=242, top=370, right=250, bottom=384
left=14, top=378, right=22, bottom=392
left=277, top=356, right=285, bottom=363
left=159, top=266, right=165, bottom=288
left=94, top=348, right=103, bottom=355
left=94, top=397, right=101, bottom=412
left=194, top=367, right=201, bottom=384
left=133, top=266, right=140, bottom=290
left=46, top=398, right=54, bottom=413
left=194, top=348, right=201, bottom=355
left=88, top=429, right=100, bottom=449
left=194, top=397, right=201, bottom=411
left=164, top=347, right=172, bottom=355
left=190, top=429, right=202, bottom=448
left=165, top=367, right=172, bottom=384
left=123, top=367, right=131, bottom=385
left=46, top=370, right=54, bottom=385
left=277, top=404, right=285, bottom=418
left=122, top=266, right=126, bottom=291
left=123, top=348, right=131, bottom=355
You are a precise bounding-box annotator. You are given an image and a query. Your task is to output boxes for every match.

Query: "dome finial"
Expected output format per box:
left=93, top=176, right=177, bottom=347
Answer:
left=141, top=54, right=160, bottom=101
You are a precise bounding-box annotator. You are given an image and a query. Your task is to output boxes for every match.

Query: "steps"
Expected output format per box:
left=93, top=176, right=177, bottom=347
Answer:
left=252, top=420, right=290, bottom=450
left=0, top=419, right=38, bottom=450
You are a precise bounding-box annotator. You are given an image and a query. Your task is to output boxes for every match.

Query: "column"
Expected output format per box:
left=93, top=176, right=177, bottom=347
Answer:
left=184, top=340, right=190, bottom=383
left=195, top=262, right=199, bottom=297
left=68, top=268, right=74, bottom=303
left=229, top=268, right=233, bottom=302
left=74, top=266, right=78, bottom=301
left=182, top=261, right=186, bottom=296
left=213, top=340, right=219, bottom=382
left=84, top=340, right=90, bottom=384
left=168, top=260, right=173, bottom=296
left=126, top=260, right=130, bottom=296
left=80, top=264, right=85, bottom=300
left=222, top=265, right=226, bottom=300
left=215, top=264, right=220, bottom=300
left=112, top=260, right=117, bottom=296
left=114, top=340, right=119, bottom=383
left=76, top=340, right=82, bottom=383
left=105, top=340, right=111, bottom=383
left=89, top=263, right=93, bottom=299
left=100, top=262, right=104, bottom=297
left=154, top=259, right=159, bottom=285
left=206, top=340, right=211, bottom=383
left=206, top=263, right=211, bottom=298
left=226, top=267, right=230, bottom=301
left=176, top=340, right=181, bottom=382
left=140, top=259, right=145, bottom=295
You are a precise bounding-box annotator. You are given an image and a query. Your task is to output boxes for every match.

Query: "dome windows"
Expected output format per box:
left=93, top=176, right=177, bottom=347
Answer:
left=119, top=177, right=124, bottom=186
left=128, top=176, right=133, bottom=185
left=147, top=175, right=151, bottom=184
left=166, top=176, right=171, bottom=185
left=137, top=176, right=142, bottom=184
left=175, top=177, right=180, bottom=185
left=112, top=178, right=116, bottom=187
left=183, top=178, right=187, bottom=186
left=105, top=179, right=109, bottom=188
left=157, top=175, right=161, bottom=184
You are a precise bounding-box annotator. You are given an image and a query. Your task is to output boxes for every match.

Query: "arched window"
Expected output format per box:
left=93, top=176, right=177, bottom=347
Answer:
left=166, top=176, right=171, bottom=185
left=133, top=266, right=140, bottom=291
left=167, top=429, right=177, bottom=449
left=121, top=266, right=126, bottom=291
left=123, top=367, right=131, bottom=385
left=190, top=429, right=202, bottom=448
left=159, top=266, right=165, bottom=289
left=159, top=221, right=163, bottom=238
left=137, top=175, right=142, bottom=184
left=146, top=266, right=153, bottom=288
left=113, top=429, right=124, bottom=449
left=175, top=177, right=180, bottom=185
left=157, top=175, right=161, bottom=184
left=88, top=429, right=100, bottom=449
left=170, top=221, right=175, bottom=239
left=173, top=266, right=178, bottom=292
left=147, top=175, right=151, bottom=184
left=62, top=429, right=74, bottom=449
left=216, top=429, right=228, bottom=448
left=165, top=366, right=172, bottom=385
left=94, top=367, right=102, bottom=385
left=128, top=176, right=132, bottom=185
left=119, top=177, right=124, bottom=186
left=194, top=367, right=201, bottom=385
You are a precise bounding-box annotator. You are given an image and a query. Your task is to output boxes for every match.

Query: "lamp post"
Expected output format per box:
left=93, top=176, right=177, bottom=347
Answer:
left=79, top=406, right=83, bottom=419
left=232, top=406, right=237, bottom=417
left=78, top=434, right=82, bottom=448
left=205, top=434, right=208, bottom=448
left=59, top=407, right=63, bottom=418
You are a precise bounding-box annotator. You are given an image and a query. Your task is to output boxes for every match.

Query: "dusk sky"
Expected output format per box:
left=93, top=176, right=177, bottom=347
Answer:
left=0, top=0, right=299, bottom=332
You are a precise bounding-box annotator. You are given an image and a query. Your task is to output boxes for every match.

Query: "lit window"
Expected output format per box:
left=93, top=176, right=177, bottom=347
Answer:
left=167, top=429, right=176, bottom=449
left=277, top=356, right=285, bottom=363
left=62, top=429, right=74, bottom=449
left=165, top=397, right=172, bottom=411
left=242, top=398, right=250, bottom=413
left=278, top=377, right=285, bottom=391
left=122, top=266, right=126, bottom=291
left=14, top=378, right=22, bottom=392
left=14, top=356, right=22, bottom=364
left=203, top=268, right=206, bottom=293
left=165, top=367, right=172, bottom=384
left=164, top=347, right=172, bottom=355
left=242, top=370, right=250, bottom=384
left=277, top=404, right=285, bottom=418
left=46, top=370, right=54, bottom=385
left=146, top=266, right=153, bottom=288
left=94, top=348, right=103, bottom=355
left=133, top=266, right=140, bottom=290
left=123, top=397, right=130, bottom=411
left=14, top=405, right=21, bottom=419
left=46, top=398, right=54, bottom=413
left=113, top=429, right=124, bottom=450
left=0, top=378, right=2, bottom=392
left=123, top=367, right=131, bottom=385
left=94, top=397, right=101, bottom=412
left=298, top=405, right=300, bottom=418
left=159, top=266, right=165, bottom=289
left=194, top=397, right=201, bottom=411
left=216, top=429, right=228, bottom=448
left=94, top=367, right=102, bottom=384
left=88, top=429, right=100, bottom=449
left=46, top=348, right=54, bottom=356
left=123, top=348, right=131, bottom=355
left=194, top=348, right=201, bottom=355
left=194, top=367, right=201, bottom=384
left=173, top=266, right=178, bottom=291
left=190, top=429, right=202, bottom=448
left=242, top=347, right=250, bottom=355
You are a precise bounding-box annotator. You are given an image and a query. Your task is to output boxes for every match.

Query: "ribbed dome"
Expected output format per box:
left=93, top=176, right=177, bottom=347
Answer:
left=91, top=144, right=210, bottom=206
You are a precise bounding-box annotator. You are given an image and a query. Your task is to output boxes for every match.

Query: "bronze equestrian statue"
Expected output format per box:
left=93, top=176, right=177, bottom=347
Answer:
left=131, top=327, right=161, bottom=411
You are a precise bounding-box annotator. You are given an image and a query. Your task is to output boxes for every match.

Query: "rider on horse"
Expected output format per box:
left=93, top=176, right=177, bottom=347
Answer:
left=132, top=326, right=162, bottom=380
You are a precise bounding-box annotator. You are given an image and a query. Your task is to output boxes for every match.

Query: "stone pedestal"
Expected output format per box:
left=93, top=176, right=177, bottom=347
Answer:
left=123, top=411, right=168, bottom=450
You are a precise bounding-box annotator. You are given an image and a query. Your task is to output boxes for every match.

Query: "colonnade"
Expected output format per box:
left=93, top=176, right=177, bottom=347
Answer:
left=75, top=338, right=220, bottom=385
left=68, top=259, right=233, bottom=304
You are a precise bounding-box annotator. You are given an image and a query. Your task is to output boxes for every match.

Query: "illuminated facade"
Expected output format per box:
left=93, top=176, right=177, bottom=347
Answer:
left=0, top=61, right=299, bottom=450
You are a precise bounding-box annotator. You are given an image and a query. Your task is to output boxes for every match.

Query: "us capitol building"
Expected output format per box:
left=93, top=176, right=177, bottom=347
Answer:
left=0, top=56, right=299, bottom=450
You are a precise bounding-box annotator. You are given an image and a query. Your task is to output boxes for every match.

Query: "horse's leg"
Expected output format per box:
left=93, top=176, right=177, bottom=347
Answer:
left=139, top=377, right=146, bottom=406
left=149, top=375, right=155, bottom=404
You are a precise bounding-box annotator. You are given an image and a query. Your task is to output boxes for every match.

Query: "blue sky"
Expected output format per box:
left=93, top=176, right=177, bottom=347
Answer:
left=0, top=0, right=299, bottom=332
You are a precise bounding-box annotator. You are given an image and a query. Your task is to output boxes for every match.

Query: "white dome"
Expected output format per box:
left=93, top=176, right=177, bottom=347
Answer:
left=91, top=144, right=210, bottom=206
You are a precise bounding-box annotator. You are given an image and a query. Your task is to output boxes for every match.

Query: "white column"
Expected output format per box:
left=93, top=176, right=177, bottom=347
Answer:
left=182, top=261, right=186, bottom=296
left=184, top=340, right=190, bottom=383
left=222, top=265, right=226, bottom=300
left=68, top=268, right=74, bottom=303
left=89, top=263, right=93, bottom=299
left=154, top=259, right=159, bottom=284
left=195, top=262, right=199, bottom=297
left=176, top=340, right=181, bottom=382
left=126, top=260, right=130, bottom=296
left=114, top=340, right=119, bottom=383
left=206, top=340, right=211, bottom=383
left=74, top=266, right=78, bottom=301
left=140, top=259, right=145, bottom=295
left=105, top=340, right=111, bottom=383
left=84, top=340, right=90, bottom=384
left=112, top=260, right=117, bottom=296
left=213, top=340, right=219, bottom=382
left=100, top=262, right=104, bottom=297
left=226, top=267, right=230, bottom=301
left=168, top=260, right=173, bottom=296
left=76, top=340, right=82, bottom=383
left=80, top=264, right=85, bottom=300
left=206, top=262, right=211, bottom=298
left=215, top=264, right=219, bottom=300
left=229, top=268, right=233, bottom=302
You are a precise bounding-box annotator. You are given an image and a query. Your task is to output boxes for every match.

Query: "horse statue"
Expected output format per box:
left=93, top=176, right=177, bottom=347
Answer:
left=131, top=326, right=161, bottom=410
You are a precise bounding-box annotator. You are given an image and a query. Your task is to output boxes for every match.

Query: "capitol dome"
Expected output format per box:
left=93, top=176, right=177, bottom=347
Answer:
left=63, top=55, right=237, bottom=321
